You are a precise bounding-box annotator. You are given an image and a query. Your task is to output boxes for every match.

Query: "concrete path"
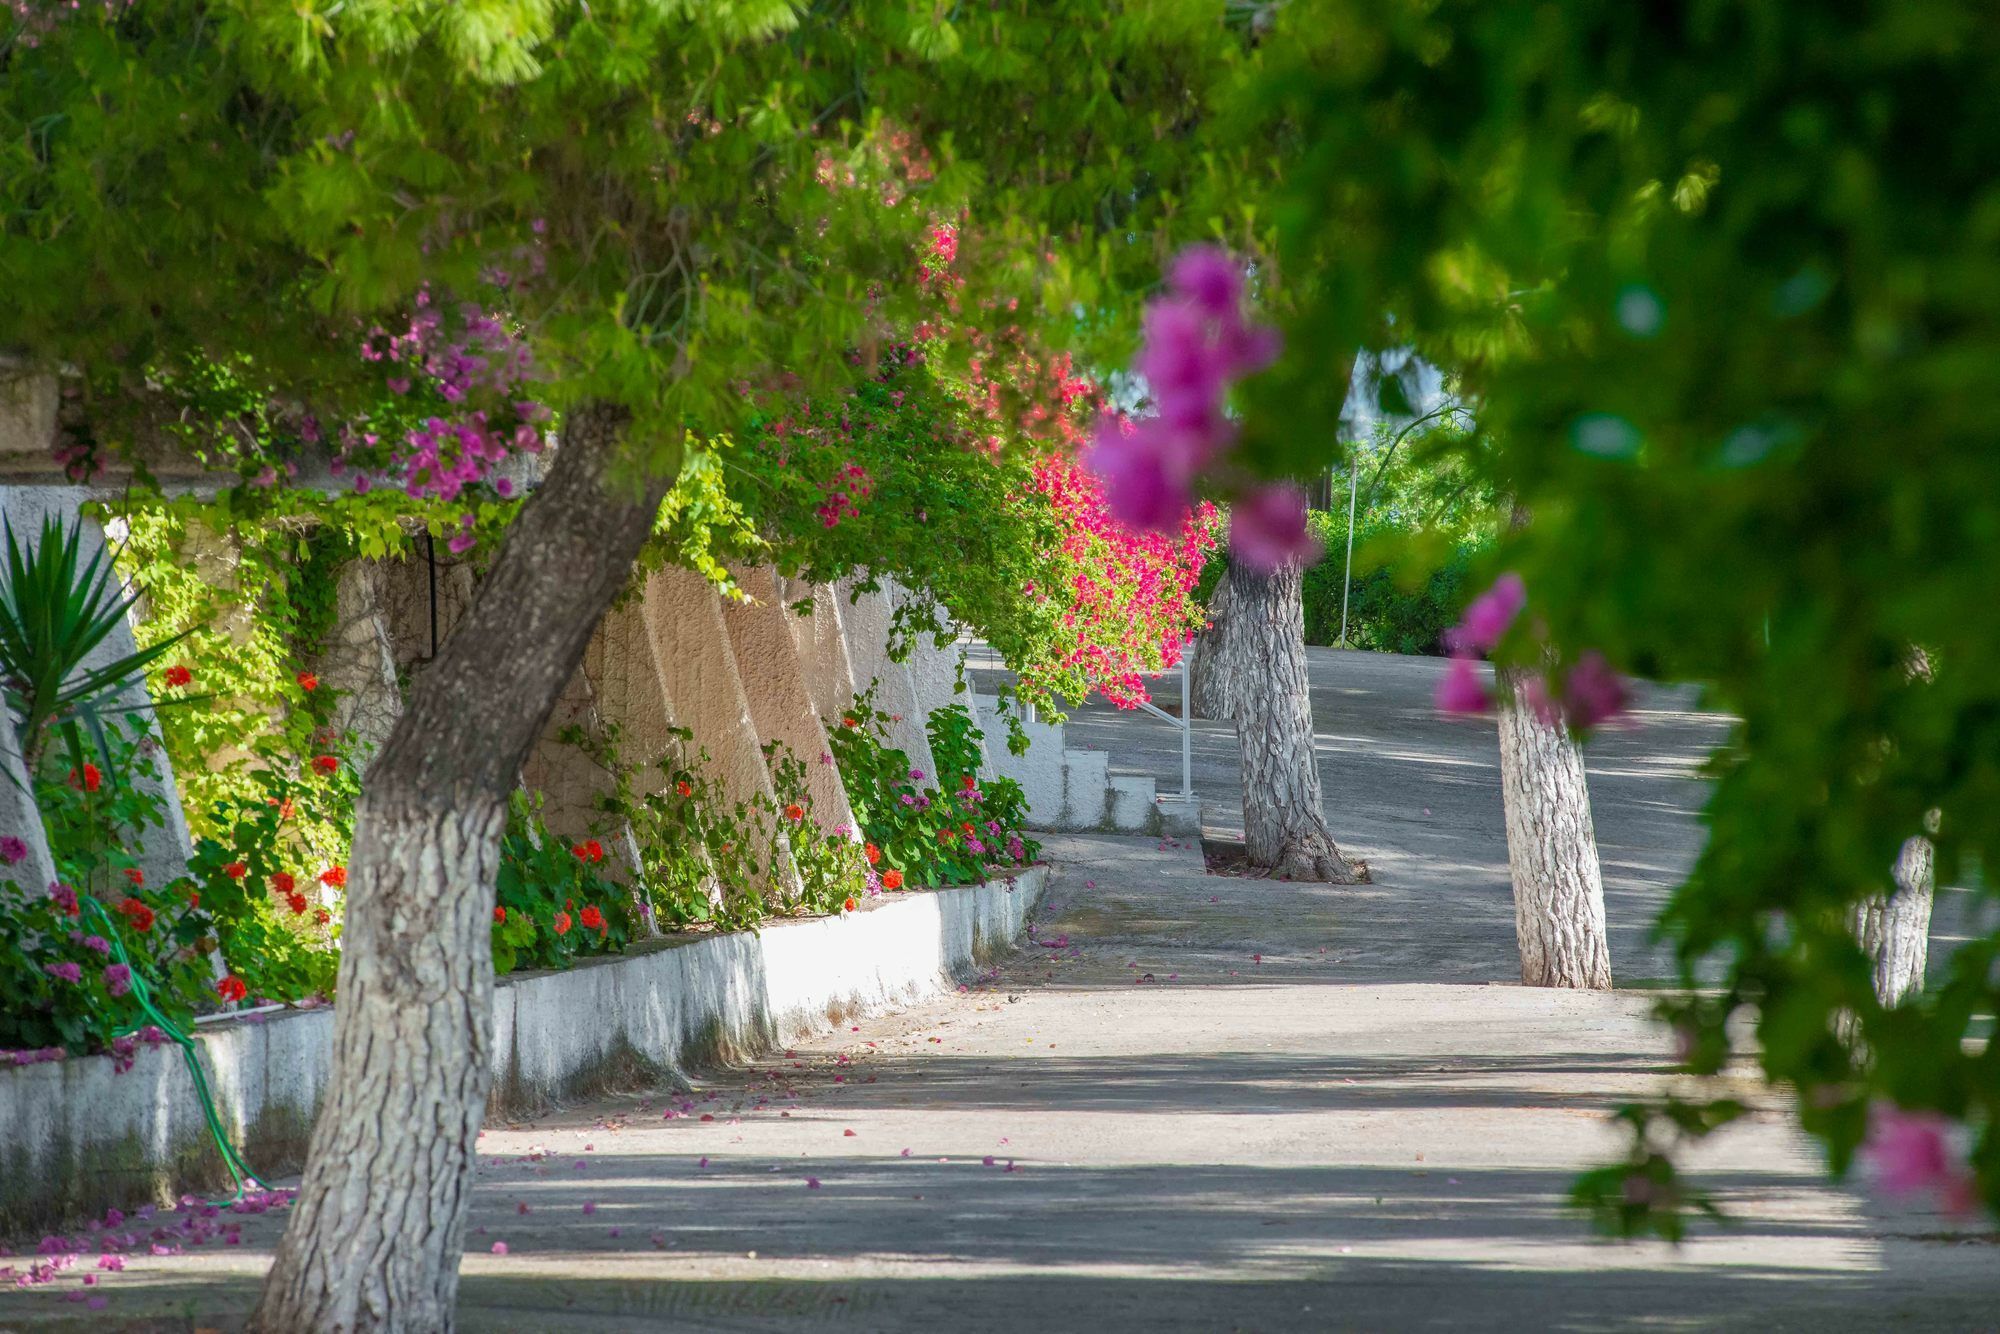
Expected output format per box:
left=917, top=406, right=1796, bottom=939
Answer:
left=9, top=652, right=1997, bottom=1331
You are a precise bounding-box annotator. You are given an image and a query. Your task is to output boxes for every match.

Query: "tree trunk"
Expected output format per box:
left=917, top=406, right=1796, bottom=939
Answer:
left=1188, top=561, right=1246, bottom=721
left=1231, top=557, right=1366, bottom=883
left=1851, top=833, right=1935, bottom=1008
left=1495, top=663, right=1612, bottom=988
left=251, top=403, right=670, bottom=1333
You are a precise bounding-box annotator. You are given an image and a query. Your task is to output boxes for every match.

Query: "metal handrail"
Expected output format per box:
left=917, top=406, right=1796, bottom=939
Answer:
left=1128, top=645, right=1193, bottom=801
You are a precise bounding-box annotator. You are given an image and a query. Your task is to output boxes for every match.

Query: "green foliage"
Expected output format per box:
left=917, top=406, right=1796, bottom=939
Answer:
left=763, top=741, right=867, bottom=916
left=726, top=363, right=1074, bottom=709
left=0, top=511, right=187, bottom=767
left=182, top=769, right=348, bottom=1003
left=829, top=690, right=1038, bottom=888
left=490, top=791, right=629, bottom=975
left=1223, top=0, right=2000, bottom=1221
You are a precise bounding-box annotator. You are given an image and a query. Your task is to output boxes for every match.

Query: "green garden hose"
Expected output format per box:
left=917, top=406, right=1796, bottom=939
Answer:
left=82, top=895, right=260, bottom=1205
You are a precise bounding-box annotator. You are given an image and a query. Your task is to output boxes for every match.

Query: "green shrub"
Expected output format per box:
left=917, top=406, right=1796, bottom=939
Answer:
left=1199, top=512, right=1492, bottom=656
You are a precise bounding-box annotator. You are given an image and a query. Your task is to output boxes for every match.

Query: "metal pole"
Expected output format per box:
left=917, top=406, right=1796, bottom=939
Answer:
left=1339, top=451, right=1360, bottom=648
left=1179, top=646, right=1192, bottom=799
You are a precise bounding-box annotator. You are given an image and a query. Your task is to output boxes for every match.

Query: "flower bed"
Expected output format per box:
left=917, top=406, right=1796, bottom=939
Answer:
left=0, top=863, right=1046, bottom=1235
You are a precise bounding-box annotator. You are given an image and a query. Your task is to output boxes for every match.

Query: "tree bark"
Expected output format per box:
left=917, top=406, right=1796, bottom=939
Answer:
left=1187, top=561, right=1246, bottom=721
left=1851, top=833, right=1935, bottom=1008
left=250, top=403, right=670, bottom=1333
left=1495, top=663, right=1613, bottom=988
left=1231, top=557, right=1366, bottom=883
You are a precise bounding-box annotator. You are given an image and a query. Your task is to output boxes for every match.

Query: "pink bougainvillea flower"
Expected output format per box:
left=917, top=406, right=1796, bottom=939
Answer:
left=1564, top=651, right=1629, bottom=729
left=103, top=964, right=131, bottom=998
left=1228, top=483, right=1321, bottom=571
left=0, top=835, right=26, bottom=864
left=1447, top=573, right=1526, bottom=655
left=1862, top=1104, right=1978, bottom=1213
left=1087, top=421, right=1192, bottom=532
left=1435, top=655, right=1492, bottom=715
left=490, top=1241, right=509, bottom=1255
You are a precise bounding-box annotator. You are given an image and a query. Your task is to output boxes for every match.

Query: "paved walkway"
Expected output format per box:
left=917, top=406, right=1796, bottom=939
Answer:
left=12, top=652, right=1998, bottom=1330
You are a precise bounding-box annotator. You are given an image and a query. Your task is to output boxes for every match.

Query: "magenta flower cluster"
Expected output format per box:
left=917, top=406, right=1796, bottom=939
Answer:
left=1862, top=1104, right=1978, bottom=1215
left=337, top=288, right=550, bottom=553
left=1434, top=573, right=1628, bottom=729
left=1088, top=246, right=1315, bottom=570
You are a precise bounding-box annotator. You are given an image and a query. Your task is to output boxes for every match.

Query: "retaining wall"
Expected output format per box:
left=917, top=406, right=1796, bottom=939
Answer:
left=0, top=865, right=1045, bottom=1235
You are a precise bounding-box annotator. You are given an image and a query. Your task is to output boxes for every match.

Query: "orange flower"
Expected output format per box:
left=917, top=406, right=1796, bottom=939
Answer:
left=320, top=866, right=347, bottom=888
left=881, top=869, right=904, bottom=890
left=783, top=803, right=805, bottom=822
left=864, top=843, right=880, bottom=865
left=841, top=716, right=858, bottom=729
left=843, top=896, right=858, bottom=913
left=216, top=976, right=247, bottom=1003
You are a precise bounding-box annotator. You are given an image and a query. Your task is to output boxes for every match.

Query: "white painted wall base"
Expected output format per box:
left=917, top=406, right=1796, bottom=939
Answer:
left=0, top=866, right=1046, bottom=1232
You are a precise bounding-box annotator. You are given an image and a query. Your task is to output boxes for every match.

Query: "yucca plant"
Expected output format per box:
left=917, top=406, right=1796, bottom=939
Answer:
left=0, top=512, right=188, bottom=773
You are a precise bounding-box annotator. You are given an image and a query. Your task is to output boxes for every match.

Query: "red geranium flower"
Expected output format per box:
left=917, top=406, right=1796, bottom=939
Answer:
left=841, top=716, right=858, bottom=729
left=553, top=911, right=573, bottom=936
left=123, top=867, right=145, bottom=887
left=286, top=892, right=309, bottom=915
left=881, top=869, right=904, bottom=890
left=570, top=841, right=605, bottom=864
left=675, top=780, right=694, bottom=798
left=937, top=828, right=956, bottom=843
left=117, top=897, right=154, bottom=932
left=493, top=905, right=507, bottom=924
left=312, top=755, right=339, bottom=775
left=864, top=843, right=880, bottom=865
left=163, top=664, right=192, bottom=688
left=314, top=908, right=331, bottom=925
left=69, top=763, right=101, bottom=793
left=223, top=862, right=248, bottom=880
left=320, top=866, right=347, bottom=888
left=580, top=905, right=606, bottom=931
left=843, top=896, right=858, bottom=913
left=216, top=976, right=247, bottom=1003
left=297, top=672, right=319, bottom=691
left=961, top=774, right=977, bottom=790
left=783, top=804, right=805, bottom=822
left=271, top=872, right=296, bottom=894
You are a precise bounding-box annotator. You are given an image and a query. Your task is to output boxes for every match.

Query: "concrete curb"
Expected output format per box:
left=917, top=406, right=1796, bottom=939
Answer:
left=0, top=865, right=1046, bottom=1234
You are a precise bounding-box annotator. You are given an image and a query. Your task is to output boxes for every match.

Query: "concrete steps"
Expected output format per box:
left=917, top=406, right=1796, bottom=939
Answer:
left=974, top=693, right=1200, bottom=836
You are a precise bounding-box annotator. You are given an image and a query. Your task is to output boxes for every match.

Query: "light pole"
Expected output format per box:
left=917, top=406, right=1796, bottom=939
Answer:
left=1338, top=450, right=1359, bottom=648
